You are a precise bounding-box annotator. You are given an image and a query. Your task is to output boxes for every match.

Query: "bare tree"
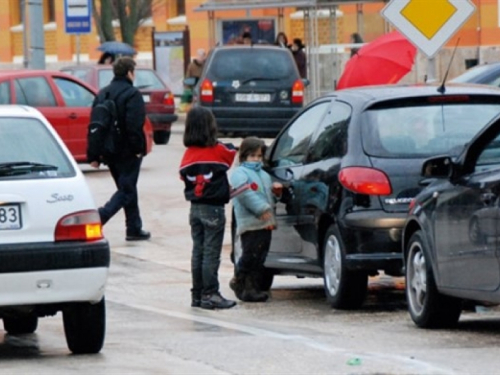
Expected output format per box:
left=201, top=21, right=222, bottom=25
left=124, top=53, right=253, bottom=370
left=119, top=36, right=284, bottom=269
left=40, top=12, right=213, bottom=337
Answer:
left=93, top=0, right=158, bottom=45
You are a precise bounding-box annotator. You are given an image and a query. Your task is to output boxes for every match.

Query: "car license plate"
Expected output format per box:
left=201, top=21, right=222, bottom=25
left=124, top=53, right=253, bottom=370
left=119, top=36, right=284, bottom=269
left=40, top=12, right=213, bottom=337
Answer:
left=235, top=93, right=271, bottom=102
left=142, top=94, right=150, bottom=103
left=0, top=204, right=22, bottom=230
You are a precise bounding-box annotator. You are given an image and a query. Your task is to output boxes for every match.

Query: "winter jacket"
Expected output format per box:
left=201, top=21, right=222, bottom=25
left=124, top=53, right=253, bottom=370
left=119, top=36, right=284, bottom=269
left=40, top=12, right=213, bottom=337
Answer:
left=292, top=49, right=307, bottom=79
left=89, top=76, right=146, bottom=162
left=179, top=142, right=236, bottom=205
left=186, top=59, right=205, bottom=82
left=230, top=162, right=277, bottom=235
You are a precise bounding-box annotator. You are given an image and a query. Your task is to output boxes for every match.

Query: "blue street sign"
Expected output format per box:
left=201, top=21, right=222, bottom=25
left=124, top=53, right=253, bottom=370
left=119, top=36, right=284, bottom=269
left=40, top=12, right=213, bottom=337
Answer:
left=64, top=0, right=92, bottom=34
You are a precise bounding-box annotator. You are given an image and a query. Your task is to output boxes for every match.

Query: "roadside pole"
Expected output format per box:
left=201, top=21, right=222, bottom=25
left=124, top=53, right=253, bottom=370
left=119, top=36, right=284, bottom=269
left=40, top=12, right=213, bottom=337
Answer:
left=27, top=0, right=45, bottom=69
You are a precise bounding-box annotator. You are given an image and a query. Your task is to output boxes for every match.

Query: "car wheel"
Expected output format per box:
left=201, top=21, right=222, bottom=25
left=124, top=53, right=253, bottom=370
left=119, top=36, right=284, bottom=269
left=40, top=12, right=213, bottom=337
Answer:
left=63, top=297, right=106, bottom=354
left=406, top=231, right=462, bottom=328
left=469, top=216, right=487, bottom=245
left=322, top=224, right=368, bottom=309
left=153, top=130, right=170, bottom=145
left=3, top=316, right=38, bottom=334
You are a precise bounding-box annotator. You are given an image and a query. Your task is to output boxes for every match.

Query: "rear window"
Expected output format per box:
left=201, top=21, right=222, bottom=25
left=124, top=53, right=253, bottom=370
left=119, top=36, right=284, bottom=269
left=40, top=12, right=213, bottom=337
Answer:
left=0, top=117, right=75, bottom=179
left=98, top=69, right=165, bottom=90
left=208, top=48, right=297, bottom=81
left=362, top=102, right=500, bottom=158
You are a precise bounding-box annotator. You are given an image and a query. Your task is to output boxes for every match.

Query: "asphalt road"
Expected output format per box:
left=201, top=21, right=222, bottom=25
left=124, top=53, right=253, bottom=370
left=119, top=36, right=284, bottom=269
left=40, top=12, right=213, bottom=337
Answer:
left=2, top=119, right=500, bottom=374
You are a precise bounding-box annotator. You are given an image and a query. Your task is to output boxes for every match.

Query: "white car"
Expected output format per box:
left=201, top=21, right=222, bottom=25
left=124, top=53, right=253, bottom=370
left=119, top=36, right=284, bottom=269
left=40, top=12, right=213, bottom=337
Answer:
left=0, top=105, right=109, bottom=354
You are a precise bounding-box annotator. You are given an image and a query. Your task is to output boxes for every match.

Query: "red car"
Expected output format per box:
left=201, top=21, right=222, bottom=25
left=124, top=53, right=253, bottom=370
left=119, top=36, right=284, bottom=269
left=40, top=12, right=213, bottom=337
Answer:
left=0, top=70, right=153, bottom=163
left=61, top=65, right=178, bottom=145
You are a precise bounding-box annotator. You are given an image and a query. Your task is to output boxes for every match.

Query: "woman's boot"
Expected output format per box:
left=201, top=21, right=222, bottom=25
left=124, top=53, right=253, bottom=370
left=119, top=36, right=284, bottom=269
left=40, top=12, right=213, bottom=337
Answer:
left=229, top=271, right=246, bottom=300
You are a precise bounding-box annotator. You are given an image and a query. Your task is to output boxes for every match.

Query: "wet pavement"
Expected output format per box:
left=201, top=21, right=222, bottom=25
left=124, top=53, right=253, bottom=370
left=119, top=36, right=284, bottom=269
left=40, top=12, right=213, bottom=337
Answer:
left=1, top=119, right=500, bottom=374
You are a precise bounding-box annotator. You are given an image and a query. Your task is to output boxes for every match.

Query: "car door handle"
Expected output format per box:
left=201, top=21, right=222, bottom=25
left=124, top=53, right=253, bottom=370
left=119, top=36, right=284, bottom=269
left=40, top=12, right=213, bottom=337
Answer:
left=68, top=113, right=77, bottom=119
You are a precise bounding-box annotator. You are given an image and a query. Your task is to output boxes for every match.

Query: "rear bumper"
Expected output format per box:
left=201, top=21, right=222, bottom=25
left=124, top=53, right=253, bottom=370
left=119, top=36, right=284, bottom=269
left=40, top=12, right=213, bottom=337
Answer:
left=147, top=113, right=178, bottom=131
left=0, top=239, right=110, bottom=273
left=0, top=240, right=110, bottom=306
left=340, top=211, right=407, bottom=274
left=207, top=106, right=301, bottom=136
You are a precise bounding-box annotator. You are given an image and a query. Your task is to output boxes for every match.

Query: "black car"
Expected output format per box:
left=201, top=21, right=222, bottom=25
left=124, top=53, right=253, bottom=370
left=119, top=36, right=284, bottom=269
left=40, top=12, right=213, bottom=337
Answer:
left=233, top=83, right=500, bottom=309
left=451, top=62, right=500, bottom=87
left=192, top=45, right=307, bottom=137
left=403, top=112, right=500, bottom=328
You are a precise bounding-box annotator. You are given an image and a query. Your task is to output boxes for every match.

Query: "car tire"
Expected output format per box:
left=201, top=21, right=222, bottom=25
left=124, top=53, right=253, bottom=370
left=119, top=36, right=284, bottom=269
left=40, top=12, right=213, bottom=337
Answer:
left=322, top=224, right=368, bottom=309
left=468, top=216, right=487, bottom=245
left=153, top=130, right=170, bottom=145
left=406, top=231, right=462, bottom=328
left=3, top=316, right=38, bottom=334
left=63, top=297, right=106, bottom=354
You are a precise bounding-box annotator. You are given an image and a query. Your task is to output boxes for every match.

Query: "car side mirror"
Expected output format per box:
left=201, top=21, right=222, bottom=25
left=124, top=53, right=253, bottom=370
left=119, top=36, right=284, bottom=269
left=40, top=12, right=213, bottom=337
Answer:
left=183, top=77, right=197, bottom=86
left=302, top=78, right=310, bottom=87
left=422, top=156, right=452, bottom=178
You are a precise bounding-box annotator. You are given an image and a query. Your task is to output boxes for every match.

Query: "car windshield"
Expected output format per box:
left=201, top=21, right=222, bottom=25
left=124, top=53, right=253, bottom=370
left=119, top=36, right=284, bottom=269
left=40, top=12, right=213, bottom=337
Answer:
left=0, top=117, right=75, bottom=179
left=98, top=69, right=165, bottom=90
left=209, top=49, right=296, bottom=80
left=362, top=102, right=500, bottom=158
left=451, top=64, right=496, bottom=83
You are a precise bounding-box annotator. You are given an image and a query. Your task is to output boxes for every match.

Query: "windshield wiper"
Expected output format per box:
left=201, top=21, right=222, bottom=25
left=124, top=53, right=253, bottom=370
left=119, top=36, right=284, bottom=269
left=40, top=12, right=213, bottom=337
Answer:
left=240, top=77, right=280, bottom=85
left=0, top=162, right=58, bottom=176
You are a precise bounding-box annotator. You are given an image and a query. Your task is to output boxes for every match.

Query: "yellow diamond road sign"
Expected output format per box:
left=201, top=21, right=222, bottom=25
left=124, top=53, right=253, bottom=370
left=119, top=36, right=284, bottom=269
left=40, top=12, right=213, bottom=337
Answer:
left=382, top=0, right=476, bottom=58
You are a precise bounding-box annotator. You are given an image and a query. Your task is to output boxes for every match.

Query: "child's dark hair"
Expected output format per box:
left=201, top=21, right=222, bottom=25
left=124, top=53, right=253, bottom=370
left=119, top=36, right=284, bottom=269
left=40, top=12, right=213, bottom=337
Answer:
left=239, top=136, right=266, bottom=163
left=183, top=107, right=218, bottom=147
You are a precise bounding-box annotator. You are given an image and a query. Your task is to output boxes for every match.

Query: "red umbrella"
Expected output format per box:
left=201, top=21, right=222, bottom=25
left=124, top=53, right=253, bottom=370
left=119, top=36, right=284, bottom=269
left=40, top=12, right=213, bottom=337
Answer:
left=337, top=31, right=417, bottom=90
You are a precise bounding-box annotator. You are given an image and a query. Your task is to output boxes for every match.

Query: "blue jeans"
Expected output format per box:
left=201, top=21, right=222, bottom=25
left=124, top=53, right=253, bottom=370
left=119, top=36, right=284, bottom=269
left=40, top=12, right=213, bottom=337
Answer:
left=189, top=203, right=226, bottom=296
left=99, top=156, right=143, bottom=234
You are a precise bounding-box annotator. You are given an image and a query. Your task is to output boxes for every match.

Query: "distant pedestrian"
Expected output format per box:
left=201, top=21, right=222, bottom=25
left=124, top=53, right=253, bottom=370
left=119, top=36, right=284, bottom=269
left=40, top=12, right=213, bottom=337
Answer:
left=291, top=38, right=307, bottom=79
left=179, top=107, right=237, bottom=310
left=88, top=56, right=150, bottom=241
left=242, top=31, right=253, bottom=45
left=350, top=33, right=364, bottom=57
left=185, top=48, right=207, bottom=86
left=229, top=136, right=283, bottom=302
left=274, top=32, right=289, bottom=48
left=98, top=52, right=115, bottom=65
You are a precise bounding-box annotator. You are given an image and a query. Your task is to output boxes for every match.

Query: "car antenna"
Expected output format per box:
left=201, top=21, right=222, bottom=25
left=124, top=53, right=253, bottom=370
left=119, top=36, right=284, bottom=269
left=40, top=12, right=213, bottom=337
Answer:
left=437, top=38, right=460, bottom=94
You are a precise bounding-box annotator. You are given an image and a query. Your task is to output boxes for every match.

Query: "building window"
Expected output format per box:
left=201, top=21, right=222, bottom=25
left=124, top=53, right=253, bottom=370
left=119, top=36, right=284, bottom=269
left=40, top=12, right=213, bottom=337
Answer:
left=46, top=0, right=55, bottom=22
left=176, top=0, right=185, bottom=15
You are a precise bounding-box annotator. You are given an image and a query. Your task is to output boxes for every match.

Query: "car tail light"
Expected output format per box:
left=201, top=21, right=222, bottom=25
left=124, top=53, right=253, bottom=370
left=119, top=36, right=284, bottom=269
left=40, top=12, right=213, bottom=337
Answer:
left=54, top=210, right=103, bottom=242
left=339, top=167, right=392, bottom=195
left=291, top=79, right=304, bottom=104
left=163, top=92, right=174, bottom=106
left=200, top=79, right=213, bottom=103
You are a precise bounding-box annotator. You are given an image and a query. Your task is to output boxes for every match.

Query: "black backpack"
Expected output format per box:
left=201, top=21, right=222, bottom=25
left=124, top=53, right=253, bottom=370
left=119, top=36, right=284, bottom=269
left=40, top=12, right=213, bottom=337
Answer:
left=86, top=89, right=127, bottom=163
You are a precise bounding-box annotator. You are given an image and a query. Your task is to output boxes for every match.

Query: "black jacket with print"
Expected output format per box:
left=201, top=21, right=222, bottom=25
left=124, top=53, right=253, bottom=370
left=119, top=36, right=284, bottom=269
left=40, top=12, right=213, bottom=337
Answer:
left=179, top=143, right=236, bottom=205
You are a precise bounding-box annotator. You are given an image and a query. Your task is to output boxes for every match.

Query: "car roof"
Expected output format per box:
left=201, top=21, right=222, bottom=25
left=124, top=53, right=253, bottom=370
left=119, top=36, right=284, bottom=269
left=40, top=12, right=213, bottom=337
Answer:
left=61, top=65, right=154, bottom=71
left=0, top=105, right=43, bottom=118
left=0, top=70, right=75, bottom=78
left=326, top=82, right=500, bottom=103
left=211, top=45, right=288, bottom=52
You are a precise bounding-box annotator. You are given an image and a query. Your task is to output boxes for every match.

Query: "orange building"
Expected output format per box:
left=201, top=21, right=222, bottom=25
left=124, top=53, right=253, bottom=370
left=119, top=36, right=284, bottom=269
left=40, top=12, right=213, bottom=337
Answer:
left=0, top=0, right=499, bottom=68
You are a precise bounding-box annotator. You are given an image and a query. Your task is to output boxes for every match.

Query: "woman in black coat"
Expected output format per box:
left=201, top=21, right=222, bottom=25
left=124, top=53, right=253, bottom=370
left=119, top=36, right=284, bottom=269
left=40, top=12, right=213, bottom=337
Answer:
left=290, top=38, right=306, bottom=79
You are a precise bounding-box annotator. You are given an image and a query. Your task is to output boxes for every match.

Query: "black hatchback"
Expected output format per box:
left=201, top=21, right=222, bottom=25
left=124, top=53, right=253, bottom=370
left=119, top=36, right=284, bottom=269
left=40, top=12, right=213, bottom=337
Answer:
left=232, top=83, right=500, bottom=309
left=193, top=45, right=306, bottom=137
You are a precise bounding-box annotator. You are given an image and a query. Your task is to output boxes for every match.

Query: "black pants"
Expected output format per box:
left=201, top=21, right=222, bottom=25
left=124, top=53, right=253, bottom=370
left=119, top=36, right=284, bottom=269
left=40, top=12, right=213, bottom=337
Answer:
left=237, top=229, right=272, bottom=279
left=99, top=156, right=143, bottom=233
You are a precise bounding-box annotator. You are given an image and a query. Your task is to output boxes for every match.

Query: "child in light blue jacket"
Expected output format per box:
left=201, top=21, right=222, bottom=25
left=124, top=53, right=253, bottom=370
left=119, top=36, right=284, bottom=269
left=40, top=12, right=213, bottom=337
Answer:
left=229, top=137, right=282, bottom=302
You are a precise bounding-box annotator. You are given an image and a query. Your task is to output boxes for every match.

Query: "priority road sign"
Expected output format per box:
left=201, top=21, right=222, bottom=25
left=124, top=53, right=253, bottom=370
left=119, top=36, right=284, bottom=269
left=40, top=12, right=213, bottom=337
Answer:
left=64, top=0, right=92, bottom=34
left=381, top=0, right=476, bottom=58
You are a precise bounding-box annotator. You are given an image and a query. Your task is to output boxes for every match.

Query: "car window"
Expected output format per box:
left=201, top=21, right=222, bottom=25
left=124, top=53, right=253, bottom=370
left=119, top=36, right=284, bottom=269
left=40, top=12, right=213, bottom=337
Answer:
left=53, top=77, right=94, bottom=107
left=451, top=64, right=497, bottom=83
left=362, top=103, right=500, bottom=158
left=307, top=101, right=351, bottom=163
left=0, top=117, right=75, bottom=179
left=271, top=101, right=330, bottom=167
left=135, top=70, right=165, bottom=89
left=209, top=49, right=297, bottom=81
left=69, top=69, right=91, bottom=83
left=15, top=77, right=56, bottom=107
left=0, top=82, right=10, bottom=104
left=98, top=70, right=114, bottom=89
